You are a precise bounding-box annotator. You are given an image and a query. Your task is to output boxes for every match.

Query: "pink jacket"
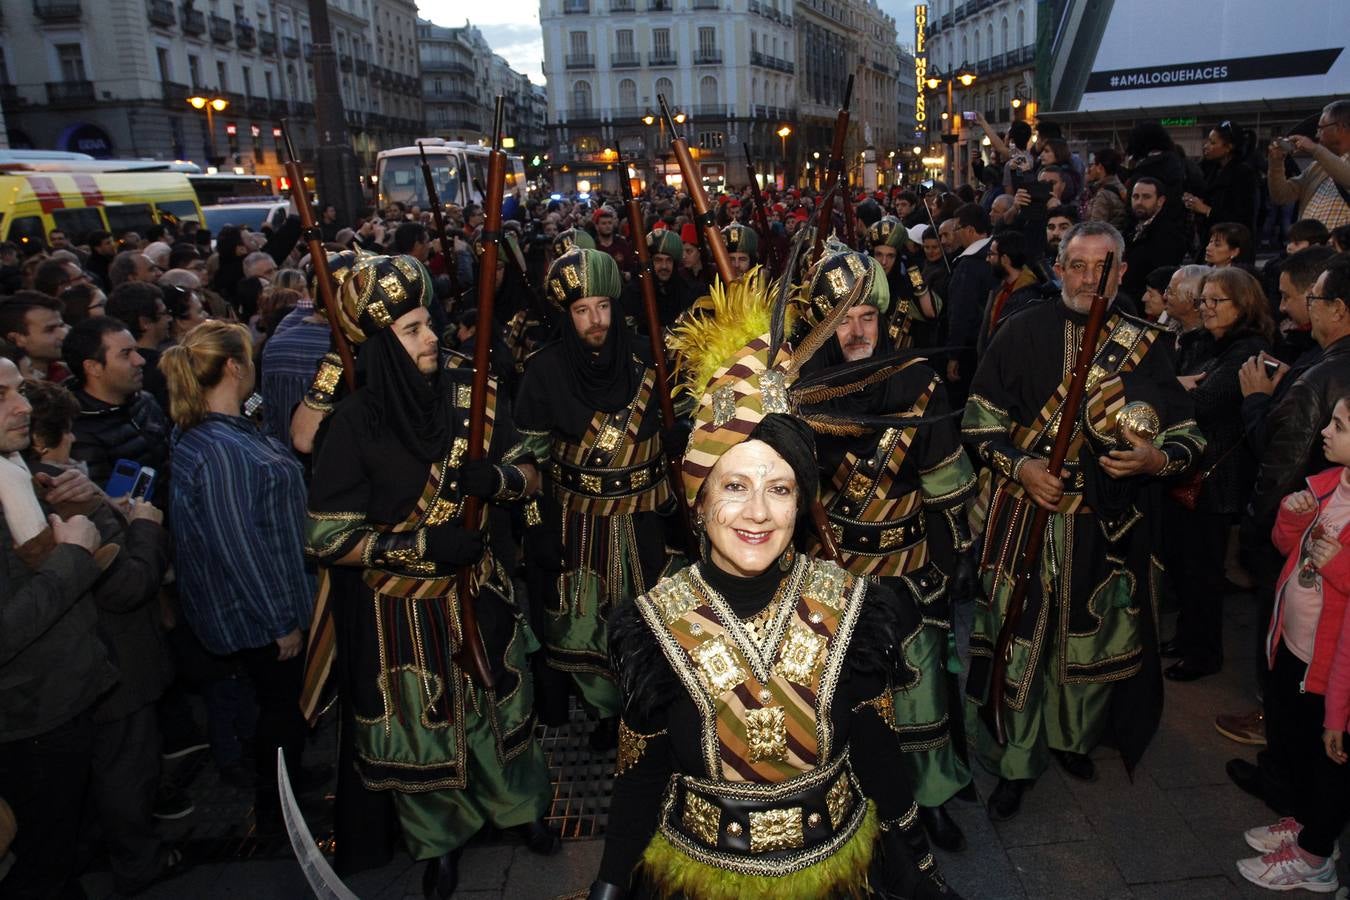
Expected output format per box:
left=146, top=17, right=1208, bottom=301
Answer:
left=1270, top=466, right=1350, bottom=733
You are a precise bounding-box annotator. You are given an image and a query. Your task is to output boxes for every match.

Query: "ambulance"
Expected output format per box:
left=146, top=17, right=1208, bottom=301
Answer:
left=0, top=171, right=203, bottom=248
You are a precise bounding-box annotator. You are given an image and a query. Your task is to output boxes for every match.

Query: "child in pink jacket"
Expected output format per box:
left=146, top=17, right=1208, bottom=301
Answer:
left=1234, top=395, right=1350, bottom=894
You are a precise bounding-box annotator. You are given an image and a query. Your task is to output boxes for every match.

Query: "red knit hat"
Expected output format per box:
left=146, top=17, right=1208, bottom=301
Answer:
left=592, top=206, right=615, bottom=223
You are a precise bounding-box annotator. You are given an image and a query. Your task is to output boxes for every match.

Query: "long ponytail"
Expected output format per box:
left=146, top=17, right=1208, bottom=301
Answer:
left=160, top=320, right=252, bottom=430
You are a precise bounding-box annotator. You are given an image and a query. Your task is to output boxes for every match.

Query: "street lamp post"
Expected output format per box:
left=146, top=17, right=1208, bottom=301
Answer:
left=922, top=64, right=977, bottom=187
left=642, top=108, right=685, bottom=188
left=776, top=125, right=791, bottom=188
left=187, top=95, right=230, bottom=167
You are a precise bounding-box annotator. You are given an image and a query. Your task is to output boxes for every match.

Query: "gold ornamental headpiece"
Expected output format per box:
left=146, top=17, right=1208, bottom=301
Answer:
left=333, top=254, right=433, bottom=344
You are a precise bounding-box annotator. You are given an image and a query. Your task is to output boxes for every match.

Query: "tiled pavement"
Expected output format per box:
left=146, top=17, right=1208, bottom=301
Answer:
left=92, top=591, right=1349, bottom=899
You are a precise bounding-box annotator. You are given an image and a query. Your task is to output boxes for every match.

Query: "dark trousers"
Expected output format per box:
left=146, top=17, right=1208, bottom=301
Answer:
left=1165, top=504, right=1229, bottom=670
left=235, top=644, right=307, bottom=820
left=1264, top=642, right=1350, bottom=858
left=89, top=705, right=163, bottom=889
left=0, top=712, right=95, bottom=900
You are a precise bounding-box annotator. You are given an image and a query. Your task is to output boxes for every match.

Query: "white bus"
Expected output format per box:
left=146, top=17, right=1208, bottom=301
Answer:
left=376, top=139, right=526, bottom=213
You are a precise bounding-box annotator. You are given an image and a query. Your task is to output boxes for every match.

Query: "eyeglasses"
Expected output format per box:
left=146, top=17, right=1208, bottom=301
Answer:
left=1193, top=296, right=1234, bottom=308
left=1316, top=121, right=1342, bottom=133
left=1306, top=293, right=1340, bottom=306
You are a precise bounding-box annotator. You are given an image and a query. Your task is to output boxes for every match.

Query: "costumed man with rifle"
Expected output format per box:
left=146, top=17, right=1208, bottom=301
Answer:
left=619, top=229, right=699, bottom=335
left=866, top=216, right=941, bottom=350
left=799, top=242, right=980, bottom=853
left=515, top=247, right=677, bottom=748
left=961, top=221, right=1206, bottom=821
left=723, top=223, right=759, bottom=281
left=303, top=255, right=557, bottom=896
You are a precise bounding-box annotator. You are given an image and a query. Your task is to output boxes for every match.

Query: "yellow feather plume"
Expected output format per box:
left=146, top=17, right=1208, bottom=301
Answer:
left=667, top=266, right=797, bottom=398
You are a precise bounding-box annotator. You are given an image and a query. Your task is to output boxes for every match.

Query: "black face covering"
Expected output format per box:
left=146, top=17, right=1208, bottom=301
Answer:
left=558, top=303, right=640, bottom=415
left=746, top=413, right=819, bottom=513
left=364, top=325, right=449, bottom=463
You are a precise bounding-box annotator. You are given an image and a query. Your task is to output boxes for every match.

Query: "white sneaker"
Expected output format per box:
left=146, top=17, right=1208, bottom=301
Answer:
left=1236, top=840, right=1340, bottom=893
left=1245, top=818, right=1303, bottom=853
left=1244, top=820, right=1342, bottom=859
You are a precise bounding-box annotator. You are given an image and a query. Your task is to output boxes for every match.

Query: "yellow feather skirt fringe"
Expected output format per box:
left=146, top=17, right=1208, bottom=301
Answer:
left=636, top=802, right=878, bottom=900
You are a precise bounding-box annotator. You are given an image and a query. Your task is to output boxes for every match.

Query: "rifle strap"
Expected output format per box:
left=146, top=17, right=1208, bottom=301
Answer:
left=694, top=209, right=717, bottom=228
left=479, top=229, right=502, bottom=244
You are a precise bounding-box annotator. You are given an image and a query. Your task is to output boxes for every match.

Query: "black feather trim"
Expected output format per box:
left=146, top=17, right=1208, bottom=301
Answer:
left=608, top=600, right=680, bottom=726
left=847, top=580, right=922, bottom=689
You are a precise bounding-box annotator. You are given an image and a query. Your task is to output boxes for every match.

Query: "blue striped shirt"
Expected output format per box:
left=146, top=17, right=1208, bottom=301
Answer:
left=260, top=311, right=331, bottom=445
left=170, top=413, right=314, bottom=655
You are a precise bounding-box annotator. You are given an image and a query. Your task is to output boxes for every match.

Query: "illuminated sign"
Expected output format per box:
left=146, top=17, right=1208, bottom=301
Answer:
left=914, top=5, right=928, bottom=126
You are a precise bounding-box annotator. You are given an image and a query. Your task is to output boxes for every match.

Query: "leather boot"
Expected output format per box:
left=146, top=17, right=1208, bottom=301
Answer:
left=879, top=805, right=963, bottom=899
left=421, top=848, right=461, bottom=900
left=516, top=817, right=561, bottom=855
left=918, top=803, right=966, bottom=852
left=987, top=778, right=1033, bottom=821
left=1051, top=749, right=1096, bottom=782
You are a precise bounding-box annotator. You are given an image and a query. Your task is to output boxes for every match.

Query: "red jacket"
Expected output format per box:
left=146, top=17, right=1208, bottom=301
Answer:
left=1269, top=466, right=1350, bottom=732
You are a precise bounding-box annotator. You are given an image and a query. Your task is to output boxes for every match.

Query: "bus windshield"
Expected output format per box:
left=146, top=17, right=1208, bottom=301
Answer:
left=378, top=155, right=460, bottom=209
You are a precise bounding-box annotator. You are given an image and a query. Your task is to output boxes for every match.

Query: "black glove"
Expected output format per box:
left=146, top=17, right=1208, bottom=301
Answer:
left=423, top=524, right=484, bottom=567
left=459, top=459, right=501, bottom=499
left=949, top=552, right=979, bottom=605
left=660, top=423, right=690, bottom=459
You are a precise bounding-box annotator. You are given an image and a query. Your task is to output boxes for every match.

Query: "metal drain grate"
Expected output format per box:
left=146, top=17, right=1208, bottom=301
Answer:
left=540, top=702, right=616, bottom=840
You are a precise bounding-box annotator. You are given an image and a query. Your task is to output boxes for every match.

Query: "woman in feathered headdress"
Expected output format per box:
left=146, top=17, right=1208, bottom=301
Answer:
left=581, top=235, right=963, bottom=899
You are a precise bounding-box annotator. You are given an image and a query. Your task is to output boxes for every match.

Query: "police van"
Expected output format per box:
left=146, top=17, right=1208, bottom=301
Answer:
left=375, top=139, right=527, bottom=214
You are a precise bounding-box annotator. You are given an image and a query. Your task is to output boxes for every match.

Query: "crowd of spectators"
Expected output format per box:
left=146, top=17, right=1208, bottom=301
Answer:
left=0, top=98, right=1347, bottom=896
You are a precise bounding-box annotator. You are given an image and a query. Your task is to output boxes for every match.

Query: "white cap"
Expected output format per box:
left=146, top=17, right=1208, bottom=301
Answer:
left=906, top=223, right=928, bottom=246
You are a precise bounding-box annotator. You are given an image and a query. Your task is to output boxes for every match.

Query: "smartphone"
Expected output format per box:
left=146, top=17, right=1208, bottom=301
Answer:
left=1262, top=357, right=1282, bottom=376
left=1274, top=138, right=1296, bottom=153
left=1026, top=182, right=1053, bottom=204
left=130, top=466, right=156, bottom=502
left=962, top=111, right=978, bottom=123
left=105, top=458, right=141, bottom=498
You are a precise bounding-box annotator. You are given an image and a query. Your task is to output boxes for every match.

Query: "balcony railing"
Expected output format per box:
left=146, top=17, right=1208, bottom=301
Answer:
left=691, top=0, right=717, bottom=7
left=694, top=49, right=722, bottom=64
left=161, top=81, right=190, bottom=108
left=648, top=0, right=671, bottom=9
left=236, top=23, right=255, bottom=49
left=691, top=103, right=727, bottom=118
left=209, top=14, right=232, bottom=43
left=611, top=52, right=641, bottom=68
left=46, top=80, right=95, bottom=107
left=281, top=36, right=299, bottom=57
left=147, top=0, right=175, bottom=27
left=339, top=54, right=354, bottom=72
left=750, top=51, right=793, bottom=73
left=258, top=29, right=276, bottom=54
left=609, top=0, right=634, bottom=11
left=181, top=7, right=205, bottom=33
left=562, top=0, right=589, bottom=11
left=750, top=104, right=790, bottom=119
left=355, top=58, right=368, bottom=75
left=647, top=51, right=677, bottom=66
left=564, top=53, right=595, bottom=69
left=33, top=0, right=82, bottom=20
left=566, top=108, right=602, bottom=125
left=248, top=95, right=270, bottom=116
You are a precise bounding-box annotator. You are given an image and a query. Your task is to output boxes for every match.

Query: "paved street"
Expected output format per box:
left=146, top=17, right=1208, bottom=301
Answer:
left=90, top=591, right=1350, bottom=899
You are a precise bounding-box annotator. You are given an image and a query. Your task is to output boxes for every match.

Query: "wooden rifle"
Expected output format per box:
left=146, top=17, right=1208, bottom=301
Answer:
left=280, top=122, right=356, bottom=391
left=620, top=167, right=697, bottom=558
left=417, top=141, right=463, bottom=305
left=980, top=252, right=1115, bottom=745
left=742, top=145, right=780, bottom=277
left=658, top=94, right=735, bottom=287
left=813, top=74, right=856, bottom=260
left=454, top=98, right=508, bottom=688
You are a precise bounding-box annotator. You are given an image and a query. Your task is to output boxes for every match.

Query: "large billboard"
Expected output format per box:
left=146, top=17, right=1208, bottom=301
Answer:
left=1045, top=0, right=1347, bottom=113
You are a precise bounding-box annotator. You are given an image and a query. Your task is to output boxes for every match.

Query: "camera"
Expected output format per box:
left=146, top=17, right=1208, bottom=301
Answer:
left=1273, top=137, right=1296, bottom=153
left=962, top=111, right=978, bottom=123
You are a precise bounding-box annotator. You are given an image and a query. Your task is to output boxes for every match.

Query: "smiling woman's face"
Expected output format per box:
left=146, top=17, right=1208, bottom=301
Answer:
left=698, top=439, right=798, bottom=578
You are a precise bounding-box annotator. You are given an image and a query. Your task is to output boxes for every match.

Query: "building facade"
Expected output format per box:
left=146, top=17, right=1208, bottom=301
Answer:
left=0, top=0, right=421, bottom=184
left=417, top=21, right=547, bottom=156
left=920, top=0, right=1036, bottom=185
left=539, top=0, right=798, bottom=193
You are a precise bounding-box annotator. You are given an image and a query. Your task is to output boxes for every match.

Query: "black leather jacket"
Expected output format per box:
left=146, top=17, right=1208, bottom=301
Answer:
left=69, top=388, right=173, bottom=505
left=1241, top=334, right=1350, bottom=550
